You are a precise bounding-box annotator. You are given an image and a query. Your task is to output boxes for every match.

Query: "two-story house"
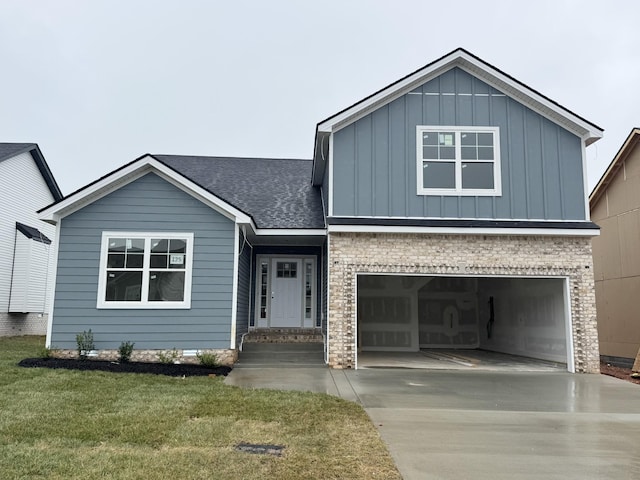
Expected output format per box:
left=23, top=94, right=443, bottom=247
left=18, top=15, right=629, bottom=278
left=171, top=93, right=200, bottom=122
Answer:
left=39, top=49, right=603, bottom=372
left=590, top=128, right=640, bottom=369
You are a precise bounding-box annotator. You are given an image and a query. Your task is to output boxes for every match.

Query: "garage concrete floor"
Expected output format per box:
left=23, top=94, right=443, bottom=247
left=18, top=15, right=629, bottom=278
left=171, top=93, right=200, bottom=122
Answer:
left=358, top=349, right=566, bottom=372
left=225, top=360, right=640, bottom=479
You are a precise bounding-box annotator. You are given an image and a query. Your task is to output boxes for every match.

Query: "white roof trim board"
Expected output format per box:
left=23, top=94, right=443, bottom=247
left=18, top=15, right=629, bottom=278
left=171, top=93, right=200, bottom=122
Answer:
left=38, top=155, right=253, bottom=226
left=316, top=48, right=603, bottom=143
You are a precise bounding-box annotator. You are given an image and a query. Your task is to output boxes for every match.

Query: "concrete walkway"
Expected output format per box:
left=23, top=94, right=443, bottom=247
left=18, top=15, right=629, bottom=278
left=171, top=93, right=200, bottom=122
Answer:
left=225, top=367, right=640, bottom=479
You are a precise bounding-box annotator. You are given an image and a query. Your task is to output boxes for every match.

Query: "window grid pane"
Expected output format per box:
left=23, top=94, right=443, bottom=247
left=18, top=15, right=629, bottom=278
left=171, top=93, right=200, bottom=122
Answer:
left=148, top=271, right=185, bottom=302
left=276, top=262, right=297, bottom=278
left=420, top=129, right=497, bottom=192
left=423, top=161, right=455, bottom=189
left=260, top=261, right=268, bottom=318
left=305, top=262, right=312, bottom=319
left=462, top=162, right=494, bottom=189
left=105, top=271, right=142, bottom=301
left=148, top=238, right=187, bottom=302
left=102, top=235, right=190, bottom=305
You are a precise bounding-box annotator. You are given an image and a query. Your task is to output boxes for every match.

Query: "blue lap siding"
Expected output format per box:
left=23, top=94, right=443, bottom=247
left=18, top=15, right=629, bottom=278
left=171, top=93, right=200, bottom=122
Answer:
left=235, top=229, right=252, bottom=346
left=50, top=172, right=236, bottom=350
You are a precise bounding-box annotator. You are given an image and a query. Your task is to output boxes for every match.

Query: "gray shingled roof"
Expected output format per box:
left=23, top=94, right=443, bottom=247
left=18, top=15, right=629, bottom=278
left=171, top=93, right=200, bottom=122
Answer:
left=0, top=143, right=36, bottom=162
left=154, top=155, right=325, bottom=229
left=0, top=143, right=63, bottom=200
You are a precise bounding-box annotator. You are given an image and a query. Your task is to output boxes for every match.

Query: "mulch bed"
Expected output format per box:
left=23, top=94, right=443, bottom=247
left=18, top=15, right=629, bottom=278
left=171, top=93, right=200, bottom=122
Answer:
left=18, top=358, right=232, bottom=377
left=600, top=362, right=640, bottom=386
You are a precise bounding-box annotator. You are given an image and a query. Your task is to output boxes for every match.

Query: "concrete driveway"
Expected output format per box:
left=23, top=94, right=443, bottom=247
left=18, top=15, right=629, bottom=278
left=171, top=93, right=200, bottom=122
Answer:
left=226, top=368, right=640, bottom=479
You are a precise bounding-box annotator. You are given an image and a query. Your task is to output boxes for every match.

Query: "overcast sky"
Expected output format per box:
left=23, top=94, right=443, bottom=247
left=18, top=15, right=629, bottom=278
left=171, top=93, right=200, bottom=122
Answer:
left=1, top=1, right=638, bottom=195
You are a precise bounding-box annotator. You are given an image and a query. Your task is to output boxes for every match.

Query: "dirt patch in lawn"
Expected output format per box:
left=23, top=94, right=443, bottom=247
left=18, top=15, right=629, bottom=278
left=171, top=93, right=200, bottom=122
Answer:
left=18, top=358, right=231, bottom=377
left=600, top=362, right=640, bottom=386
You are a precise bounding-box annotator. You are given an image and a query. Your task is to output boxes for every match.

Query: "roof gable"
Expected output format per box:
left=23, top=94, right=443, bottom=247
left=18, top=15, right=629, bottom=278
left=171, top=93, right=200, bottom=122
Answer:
left=38, top=154, right=252, bottom=226
left=39, top=154, right=325, bottom=231
left=0, top=143, right=35, bottom=161
left=590, top=128, right=640, bottom=208
left=0, top=143, right=63, bottom=201
left=312, top=48, right=603, bottom=185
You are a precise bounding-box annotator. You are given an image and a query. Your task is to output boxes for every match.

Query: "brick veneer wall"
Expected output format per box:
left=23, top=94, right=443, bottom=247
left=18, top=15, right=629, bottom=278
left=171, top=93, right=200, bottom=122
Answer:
left=327, top=232, right=600, bottom=373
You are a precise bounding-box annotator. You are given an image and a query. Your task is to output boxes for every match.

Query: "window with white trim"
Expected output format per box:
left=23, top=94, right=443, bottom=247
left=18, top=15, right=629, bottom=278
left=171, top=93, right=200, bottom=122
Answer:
left=97, top=232, right=194, bottom=309
left=417, top=126, right=501, bottom=196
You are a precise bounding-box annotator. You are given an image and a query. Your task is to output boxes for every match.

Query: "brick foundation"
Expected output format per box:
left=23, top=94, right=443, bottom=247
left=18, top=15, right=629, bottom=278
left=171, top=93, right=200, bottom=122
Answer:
left=0, top=312, right=47, bottom=336
left=328, top=232, right=600, bottom=373
left=51, top=348, right=238, bottom=366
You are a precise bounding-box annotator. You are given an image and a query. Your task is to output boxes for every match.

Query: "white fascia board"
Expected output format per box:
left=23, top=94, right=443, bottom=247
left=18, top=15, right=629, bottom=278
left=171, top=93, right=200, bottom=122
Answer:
left=317, top=50, right=603, bottom=144
left=45, top=221, right=62, bottom=348
left=327, top=224, right=600, bottom=237
left=455, top=56, right=603, bottom=143
left=317, top=55, right=454, bottom=133
left=38, top=155, right=251, bottom=225
left=253, top=228, right=326, bottom=236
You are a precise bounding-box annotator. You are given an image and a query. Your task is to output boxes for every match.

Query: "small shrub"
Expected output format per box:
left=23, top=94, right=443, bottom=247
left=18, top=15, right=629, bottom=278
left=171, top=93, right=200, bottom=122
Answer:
left=157, top=348, right=179, bottom=364
left=37, top=346, right=57, bottom=359
left=196, top=351, right=219, bottom=367
left=76, top=330, right=95, bottom=360
left=117, top=341, right=135, bottom=363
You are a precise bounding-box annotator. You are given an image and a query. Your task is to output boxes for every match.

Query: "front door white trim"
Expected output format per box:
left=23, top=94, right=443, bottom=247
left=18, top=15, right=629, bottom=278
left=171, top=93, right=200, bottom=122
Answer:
left=254, top=255, right=316, bottom=329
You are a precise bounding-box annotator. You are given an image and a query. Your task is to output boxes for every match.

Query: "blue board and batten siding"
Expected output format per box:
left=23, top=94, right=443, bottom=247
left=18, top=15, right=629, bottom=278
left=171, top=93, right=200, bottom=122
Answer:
left=332, top=67, right=586, bottom=221
left=50, top=173, right=236, bottom=350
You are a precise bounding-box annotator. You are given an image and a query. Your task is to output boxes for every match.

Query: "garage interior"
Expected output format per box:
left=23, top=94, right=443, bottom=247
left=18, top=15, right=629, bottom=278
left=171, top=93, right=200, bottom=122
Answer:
left=357, top=275, right=571, bottom=371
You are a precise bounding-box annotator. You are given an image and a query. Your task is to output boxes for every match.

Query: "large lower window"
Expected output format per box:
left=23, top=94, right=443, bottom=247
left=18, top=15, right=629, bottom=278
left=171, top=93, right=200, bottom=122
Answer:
left=97, top=232, right=194, bottom=309
left=417, top=126, right=501, bottom=196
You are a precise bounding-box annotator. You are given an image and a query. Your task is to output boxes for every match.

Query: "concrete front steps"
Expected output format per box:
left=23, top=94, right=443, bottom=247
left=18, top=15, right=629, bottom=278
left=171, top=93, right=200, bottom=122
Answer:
left=237, top=328, right=325, bottom=368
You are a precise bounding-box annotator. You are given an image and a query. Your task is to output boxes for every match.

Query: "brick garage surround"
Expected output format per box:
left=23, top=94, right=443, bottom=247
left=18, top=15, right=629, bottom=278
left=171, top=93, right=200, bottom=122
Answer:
left=327, top=232, right=600, bottom=373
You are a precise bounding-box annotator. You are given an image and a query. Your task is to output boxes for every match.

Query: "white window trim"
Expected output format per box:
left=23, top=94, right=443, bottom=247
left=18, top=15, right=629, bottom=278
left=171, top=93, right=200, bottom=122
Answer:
left=97, top=231, right=194, bottom=309
left=416, top=125, right=502, bottom=196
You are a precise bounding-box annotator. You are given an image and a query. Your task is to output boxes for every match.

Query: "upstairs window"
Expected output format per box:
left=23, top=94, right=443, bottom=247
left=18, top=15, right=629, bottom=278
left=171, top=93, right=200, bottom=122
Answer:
left=417, top=126, right=501, bottom=196
left=97, top=232, right=194, bottom=309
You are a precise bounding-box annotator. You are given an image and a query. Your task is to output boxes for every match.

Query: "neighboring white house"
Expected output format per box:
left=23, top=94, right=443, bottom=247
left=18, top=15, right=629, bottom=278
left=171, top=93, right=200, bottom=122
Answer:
left=0, top=144, right=62, bottom=336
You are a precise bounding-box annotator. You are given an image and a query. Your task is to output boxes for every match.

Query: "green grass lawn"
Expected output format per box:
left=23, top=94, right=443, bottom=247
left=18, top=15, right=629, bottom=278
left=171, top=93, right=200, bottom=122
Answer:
left=0, top=336, right=400, bottom=479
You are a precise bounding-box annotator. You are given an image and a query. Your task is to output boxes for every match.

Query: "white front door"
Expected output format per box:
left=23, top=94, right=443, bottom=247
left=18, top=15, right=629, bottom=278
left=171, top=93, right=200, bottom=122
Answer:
left=270, top=258, right=303, bottom=327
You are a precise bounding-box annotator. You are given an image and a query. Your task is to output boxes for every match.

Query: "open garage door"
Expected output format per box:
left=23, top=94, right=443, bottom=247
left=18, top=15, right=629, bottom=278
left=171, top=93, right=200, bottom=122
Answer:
left=357, top=275, right=571, bottom=366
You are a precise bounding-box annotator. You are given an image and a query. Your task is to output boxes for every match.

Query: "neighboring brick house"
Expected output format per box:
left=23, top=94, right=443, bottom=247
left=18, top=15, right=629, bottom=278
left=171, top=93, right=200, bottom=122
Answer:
left=39, top=49, right=603, bottom=372
left=590, top=128, right=640, bottom=369
left=0, top=143, right=62, bottom=336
